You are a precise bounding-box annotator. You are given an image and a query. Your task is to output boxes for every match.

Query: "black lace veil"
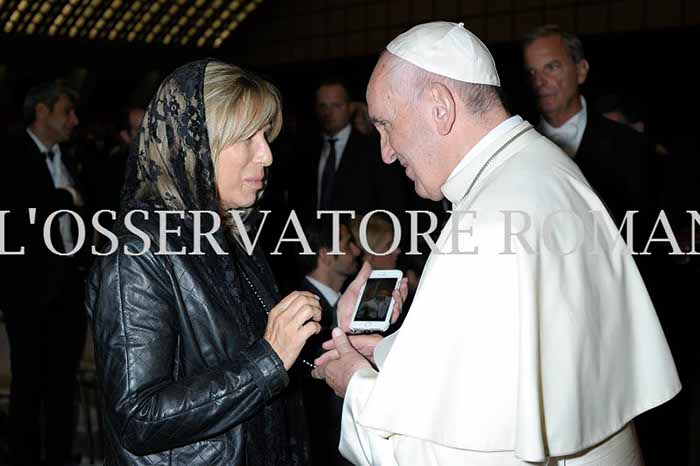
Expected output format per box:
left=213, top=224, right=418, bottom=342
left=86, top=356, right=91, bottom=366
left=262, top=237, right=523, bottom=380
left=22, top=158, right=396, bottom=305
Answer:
left=121, top=59, right=219, bottom=215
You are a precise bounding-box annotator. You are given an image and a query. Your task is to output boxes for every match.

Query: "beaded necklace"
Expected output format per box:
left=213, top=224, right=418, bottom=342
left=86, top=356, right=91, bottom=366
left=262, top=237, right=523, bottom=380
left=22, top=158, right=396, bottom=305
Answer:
left=240, top=268, right=317, bottom=370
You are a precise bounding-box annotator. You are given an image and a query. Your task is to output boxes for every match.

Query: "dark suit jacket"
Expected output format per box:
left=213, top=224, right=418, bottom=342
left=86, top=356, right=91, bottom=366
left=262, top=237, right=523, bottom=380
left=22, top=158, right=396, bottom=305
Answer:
left=295, top=277, right=351, bottom=466
left=298, top=276, right=335, bottom=361
left=1, top=130, right=82, bottom=309
left=576, top=113, right=653, bottom=228
left=290, top=127, right=410, bottom=223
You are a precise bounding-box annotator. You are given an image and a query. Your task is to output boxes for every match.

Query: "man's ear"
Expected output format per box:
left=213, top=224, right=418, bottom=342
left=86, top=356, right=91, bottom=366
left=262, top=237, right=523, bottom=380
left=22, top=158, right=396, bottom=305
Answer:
left=318, top=247, right=333, bottom=267
left=35, top=102, right=49, bottom=121
left=576, top=58, right=589, bottom=85
left=429, top=82, right=456, bottom=136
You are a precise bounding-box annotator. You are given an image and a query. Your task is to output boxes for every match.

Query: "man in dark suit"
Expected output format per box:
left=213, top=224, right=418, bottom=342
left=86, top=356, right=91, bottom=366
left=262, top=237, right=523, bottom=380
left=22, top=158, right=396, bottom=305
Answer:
left=293, top=219, right=360, bottom=466
left=1, top=80, right=86, bottom=466
left=289, top=80, right=410, bottom=225
left=522, top=25, right=652, bottom=228
left=523, top=26, right=691, bottom=465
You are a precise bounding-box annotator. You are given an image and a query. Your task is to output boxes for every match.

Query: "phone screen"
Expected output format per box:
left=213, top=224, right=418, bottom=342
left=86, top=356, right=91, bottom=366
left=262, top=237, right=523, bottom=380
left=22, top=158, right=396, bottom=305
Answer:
left=354, top=278, right=397, bottom=322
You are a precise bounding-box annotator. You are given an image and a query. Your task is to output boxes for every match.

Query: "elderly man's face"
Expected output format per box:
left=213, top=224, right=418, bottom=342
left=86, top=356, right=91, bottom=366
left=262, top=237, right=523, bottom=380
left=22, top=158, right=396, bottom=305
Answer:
left=366, top=72, right=443, bottom=201
left=316, top=84, right=352, bottom=136
left=524, top=34, right=588, bottom=124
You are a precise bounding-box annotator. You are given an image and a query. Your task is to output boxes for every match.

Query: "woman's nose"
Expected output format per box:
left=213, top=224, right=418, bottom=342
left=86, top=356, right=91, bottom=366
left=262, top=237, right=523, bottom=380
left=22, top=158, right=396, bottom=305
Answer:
left=259, top=141, right=273, bottom=167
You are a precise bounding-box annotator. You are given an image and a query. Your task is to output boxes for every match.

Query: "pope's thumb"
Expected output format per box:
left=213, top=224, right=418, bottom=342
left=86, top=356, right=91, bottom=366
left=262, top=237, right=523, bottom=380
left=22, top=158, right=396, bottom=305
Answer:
left=332, top=328, right=352, bottom=354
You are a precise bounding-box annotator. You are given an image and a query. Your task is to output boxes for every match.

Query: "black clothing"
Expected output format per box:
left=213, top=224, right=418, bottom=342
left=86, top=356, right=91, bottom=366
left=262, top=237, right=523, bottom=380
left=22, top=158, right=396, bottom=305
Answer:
left=1, top=130, right=86, bottom=466
left=319, top=138, right=338, bottom=211
left=296, top=278, right=351, bottom=466
left=86, top=60, right=302, bottom=465
left=289, top=127, right=410, bottom=223
left=87, top=221, right=291, bottom=466
left=576, top=114, right=653, bottom=228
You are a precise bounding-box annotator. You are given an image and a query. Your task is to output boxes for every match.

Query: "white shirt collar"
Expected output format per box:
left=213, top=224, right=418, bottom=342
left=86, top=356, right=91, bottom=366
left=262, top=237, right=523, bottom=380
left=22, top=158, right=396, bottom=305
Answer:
left=305, top=275, right=341, bottom=307
left=325, top=123, right=352, bottom=145
left=441, top=115, right=523, bottom=206
left=538, top=96, right=587, bottom=158
left=26, top=127, right=60, bottom=158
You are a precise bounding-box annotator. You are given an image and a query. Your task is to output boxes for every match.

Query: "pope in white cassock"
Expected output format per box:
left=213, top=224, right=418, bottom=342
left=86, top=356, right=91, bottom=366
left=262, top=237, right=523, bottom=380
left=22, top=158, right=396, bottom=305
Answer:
left=311, top=22, right=680, bottom=465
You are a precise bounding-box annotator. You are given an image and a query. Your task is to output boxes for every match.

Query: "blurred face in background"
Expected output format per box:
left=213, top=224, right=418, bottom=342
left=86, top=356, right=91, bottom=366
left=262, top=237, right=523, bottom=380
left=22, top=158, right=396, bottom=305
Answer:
left=121, top=108, right=146, bottom=144
left=331, top=224, right=362, bottom=277
left=128, top=108, right=146, bottom=140
left=363, top=231, right=401, bottom=270
left=37, top=94, right=79, bottom=144
left=523, top=34, right=589, bottom=126
left=316, top=83, right=353, bottom=136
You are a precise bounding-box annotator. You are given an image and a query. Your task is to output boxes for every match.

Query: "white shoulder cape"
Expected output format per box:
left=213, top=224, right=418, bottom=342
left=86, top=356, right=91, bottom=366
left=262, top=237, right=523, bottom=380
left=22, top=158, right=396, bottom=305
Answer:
left=359, top=121, right=680, bottom=462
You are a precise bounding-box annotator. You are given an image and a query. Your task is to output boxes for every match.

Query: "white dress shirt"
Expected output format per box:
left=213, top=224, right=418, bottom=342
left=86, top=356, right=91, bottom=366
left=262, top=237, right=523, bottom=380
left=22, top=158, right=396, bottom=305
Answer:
left=305, top=275, right=341, bottom=307
left=26, top=128, right=76, bottom=253
left=317, top=123, right=352, bottom=208
left=538, top=96, right=587, bottom=158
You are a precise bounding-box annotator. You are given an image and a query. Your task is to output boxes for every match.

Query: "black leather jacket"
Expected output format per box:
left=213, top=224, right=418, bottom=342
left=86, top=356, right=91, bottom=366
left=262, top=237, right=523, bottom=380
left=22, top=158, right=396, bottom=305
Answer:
left=86, top=221, right=293, bottom=465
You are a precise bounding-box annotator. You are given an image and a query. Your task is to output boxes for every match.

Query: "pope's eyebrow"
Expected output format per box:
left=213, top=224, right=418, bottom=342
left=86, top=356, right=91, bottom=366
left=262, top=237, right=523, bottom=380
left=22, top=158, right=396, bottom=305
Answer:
left=370, top=116, right=388, bottom=126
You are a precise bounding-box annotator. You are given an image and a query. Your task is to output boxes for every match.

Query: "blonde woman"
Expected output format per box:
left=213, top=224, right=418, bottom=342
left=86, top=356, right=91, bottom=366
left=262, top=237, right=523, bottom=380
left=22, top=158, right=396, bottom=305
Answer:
left=86, top=61, right=407, bottom=466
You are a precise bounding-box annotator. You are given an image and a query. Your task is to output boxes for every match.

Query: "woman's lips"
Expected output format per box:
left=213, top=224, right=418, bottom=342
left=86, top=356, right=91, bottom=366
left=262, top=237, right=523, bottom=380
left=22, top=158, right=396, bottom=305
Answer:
left=245, top=178, right=264, bottom=189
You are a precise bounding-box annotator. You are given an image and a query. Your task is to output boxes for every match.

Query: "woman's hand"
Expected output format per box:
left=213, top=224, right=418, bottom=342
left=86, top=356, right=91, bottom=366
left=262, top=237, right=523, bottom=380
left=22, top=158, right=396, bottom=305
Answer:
left=336, top=262, right=409, bottom=333
left=314, top=333, right=384, bottom=367
left=264, top=291, right=322, bottom=370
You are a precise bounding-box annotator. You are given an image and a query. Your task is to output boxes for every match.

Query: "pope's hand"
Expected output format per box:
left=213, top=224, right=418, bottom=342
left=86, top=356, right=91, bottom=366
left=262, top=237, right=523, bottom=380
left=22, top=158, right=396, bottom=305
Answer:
left=336, top=262, right=409, bottom=332
left=311, top=328, right=371, bottom=398
left=314, top=333, right=383, bottom=367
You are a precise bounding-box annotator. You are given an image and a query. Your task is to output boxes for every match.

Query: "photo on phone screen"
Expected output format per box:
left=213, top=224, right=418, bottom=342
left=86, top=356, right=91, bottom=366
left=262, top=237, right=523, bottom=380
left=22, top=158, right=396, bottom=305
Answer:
left=354, top=278, right=397, bottom=322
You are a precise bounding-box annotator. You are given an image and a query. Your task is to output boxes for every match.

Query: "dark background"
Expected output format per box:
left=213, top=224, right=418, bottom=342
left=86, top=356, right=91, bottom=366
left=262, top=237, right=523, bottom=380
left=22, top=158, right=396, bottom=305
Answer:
left=1, top=0, right=698, bottom=464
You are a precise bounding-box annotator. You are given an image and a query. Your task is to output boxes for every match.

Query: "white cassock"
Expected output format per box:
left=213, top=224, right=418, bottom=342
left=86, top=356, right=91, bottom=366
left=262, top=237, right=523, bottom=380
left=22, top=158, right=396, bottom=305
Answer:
left=339, top=117, right=680, bottom=465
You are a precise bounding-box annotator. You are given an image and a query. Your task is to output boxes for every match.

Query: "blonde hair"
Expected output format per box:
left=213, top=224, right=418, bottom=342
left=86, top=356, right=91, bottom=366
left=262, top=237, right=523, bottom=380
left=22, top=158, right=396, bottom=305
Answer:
left=203, top=61, right=282, bottom=236
left=350, top=213, right=395, bottom=254
left=204, top=61, right=282, bottom=173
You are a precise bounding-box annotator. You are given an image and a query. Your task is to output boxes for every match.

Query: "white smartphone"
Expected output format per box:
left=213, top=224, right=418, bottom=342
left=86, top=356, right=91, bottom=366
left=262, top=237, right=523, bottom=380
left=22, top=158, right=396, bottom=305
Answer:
left=350, top=269, right=403, bottom=333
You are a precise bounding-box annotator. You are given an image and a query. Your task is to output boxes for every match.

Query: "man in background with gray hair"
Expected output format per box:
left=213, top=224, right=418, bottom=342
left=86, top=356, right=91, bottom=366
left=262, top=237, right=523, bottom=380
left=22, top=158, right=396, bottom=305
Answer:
left=312, top=21, right=679, bottom=465
left=522, top=25, right=651, bottom=228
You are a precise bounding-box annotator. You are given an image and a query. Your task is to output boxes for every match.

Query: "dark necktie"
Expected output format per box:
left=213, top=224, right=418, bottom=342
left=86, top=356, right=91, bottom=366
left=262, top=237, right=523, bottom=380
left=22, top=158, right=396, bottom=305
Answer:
left=319, top=138, right=337, bottom=211
left=44, top=150, right=55, bottom=162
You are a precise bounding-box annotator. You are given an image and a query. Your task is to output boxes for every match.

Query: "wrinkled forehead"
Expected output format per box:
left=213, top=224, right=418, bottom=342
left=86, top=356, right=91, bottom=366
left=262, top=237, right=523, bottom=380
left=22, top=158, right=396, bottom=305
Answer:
left=367, top=74, right=399, bottom=126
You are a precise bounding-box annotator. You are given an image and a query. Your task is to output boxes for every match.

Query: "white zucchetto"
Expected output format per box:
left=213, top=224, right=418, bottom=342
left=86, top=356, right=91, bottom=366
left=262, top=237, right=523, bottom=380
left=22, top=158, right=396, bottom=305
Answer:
left=386, top=21, right=501, bottom=86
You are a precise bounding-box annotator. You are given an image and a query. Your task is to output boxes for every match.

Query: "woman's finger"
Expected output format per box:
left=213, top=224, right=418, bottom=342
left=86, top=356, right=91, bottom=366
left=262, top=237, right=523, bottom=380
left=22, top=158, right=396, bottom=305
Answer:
left=283, top=295, right=322, bottom=322
left=321, top=338, right=336, bottom=350
left=299, top=321, right=322, bottom=341
left=272, top=291, right=319, bottom=317
left=290, top=304, right=323, bottom=329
